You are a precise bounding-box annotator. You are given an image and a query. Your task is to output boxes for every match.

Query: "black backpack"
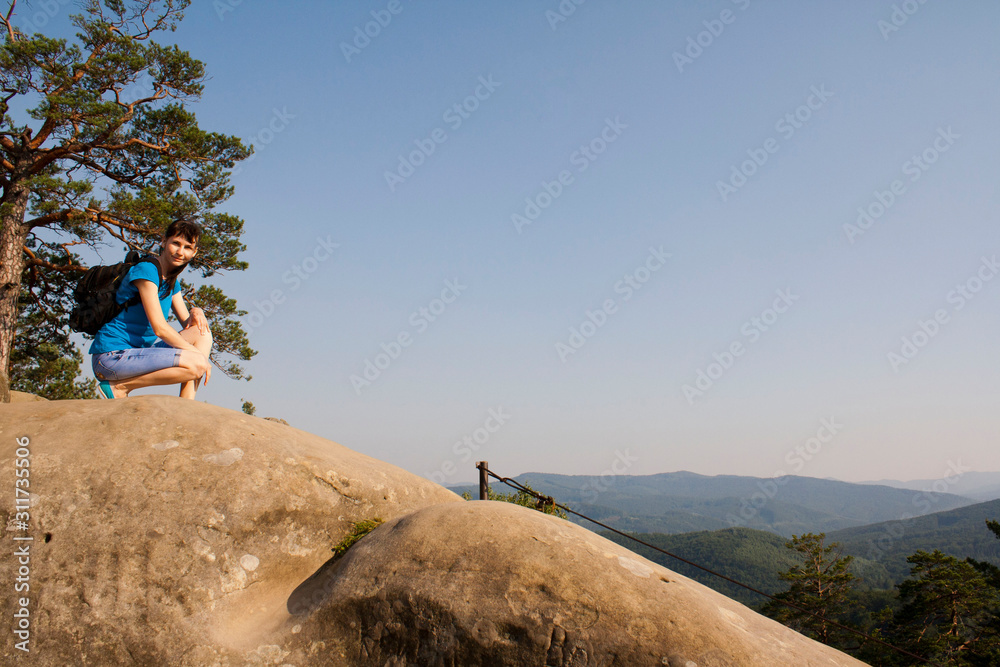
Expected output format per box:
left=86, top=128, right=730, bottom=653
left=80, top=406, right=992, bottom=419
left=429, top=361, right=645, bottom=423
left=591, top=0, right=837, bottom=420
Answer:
left=69, top=251, right=171, bottom=335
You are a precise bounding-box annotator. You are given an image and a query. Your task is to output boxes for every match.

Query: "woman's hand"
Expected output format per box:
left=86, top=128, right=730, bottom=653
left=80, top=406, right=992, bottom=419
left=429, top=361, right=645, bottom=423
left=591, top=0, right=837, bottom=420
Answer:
left=185, top=307, right=210, bottom=335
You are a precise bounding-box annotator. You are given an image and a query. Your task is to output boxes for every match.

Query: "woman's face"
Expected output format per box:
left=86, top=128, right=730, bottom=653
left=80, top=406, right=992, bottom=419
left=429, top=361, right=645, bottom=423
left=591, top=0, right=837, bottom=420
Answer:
left=160, top=234, right=198, bottom=270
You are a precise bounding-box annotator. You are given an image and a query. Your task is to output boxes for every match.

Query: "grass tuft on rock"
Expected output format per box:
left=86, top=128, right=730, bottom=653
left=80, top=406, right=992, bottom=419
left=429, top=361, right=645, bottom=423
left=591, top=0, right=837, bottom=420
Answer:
left=332, top=518, right=385, bottom=557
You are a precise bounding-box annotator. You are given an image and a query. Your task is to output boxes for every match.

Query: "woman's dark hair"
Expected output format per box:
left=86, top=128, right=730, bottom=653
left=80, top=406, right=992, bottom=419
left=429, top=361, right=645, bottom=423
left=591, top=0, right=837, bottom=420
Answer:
left=163, top=218, right=202, bottom=245
left=158, top=218, right=203, bottom=281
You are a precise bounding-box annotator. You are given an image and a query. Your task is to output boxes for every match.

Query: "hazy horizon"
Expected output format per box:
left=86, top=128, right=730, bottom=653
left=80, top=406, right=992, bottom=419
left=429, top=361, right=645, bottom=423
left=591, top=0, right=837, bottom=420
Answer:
left=445, top=467, right=1000, bottom=487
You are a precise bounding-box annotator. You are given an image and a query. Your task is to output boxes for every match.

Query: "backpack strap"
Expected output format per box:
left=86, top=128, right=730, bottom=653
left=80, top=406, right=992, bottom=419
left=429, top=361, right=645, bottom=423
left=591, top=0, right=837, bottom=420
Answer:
left=121, top=256, right=169, bottom=311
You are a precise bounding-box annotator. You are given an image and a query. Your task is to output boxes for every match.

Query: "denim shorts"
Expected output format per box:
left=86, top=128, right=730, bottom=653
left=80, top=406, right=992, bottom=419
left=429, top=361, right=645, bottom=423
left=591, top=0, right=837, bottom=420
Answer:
left=92, top=343, right=181, bottom=382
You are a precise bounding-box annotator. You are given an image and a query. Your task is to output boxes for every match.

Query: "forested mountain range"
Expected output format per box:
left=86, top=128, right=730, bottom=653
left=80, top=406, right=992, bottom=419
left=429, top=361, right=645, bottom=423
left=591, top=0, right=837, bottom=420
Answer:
left=827, top=497, right=1000, bottom=582
left=452, top=470, right=977, bottom=537
left=600, top=499, right=1000, bottom=607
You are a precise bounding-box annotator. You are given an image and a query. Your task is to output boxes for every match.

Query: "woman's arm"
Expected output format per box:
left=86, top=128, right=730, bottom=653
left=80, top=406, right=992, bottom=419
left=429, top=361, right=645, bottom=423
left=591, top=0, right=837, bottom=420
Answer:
left=172, top=293, right=190, bottom=326
left=136, top=280, right=201, bottom=352
left=171, top=292, right=210, bottom=333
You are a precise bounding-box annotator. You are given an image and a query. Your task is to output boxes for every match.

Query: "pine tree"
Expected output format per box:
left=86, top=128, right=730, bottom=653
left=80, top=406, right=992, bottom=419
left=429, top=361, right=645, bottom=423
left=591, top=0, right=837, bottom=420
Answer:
left=889, top=549, right=1000, bottom=666
left=11, top=244, right=95, bottom=398
left=1, top=0, right=254, bottom=399
left=762, top=532, right=858, bottom=649
left=968, top=520, right=1000, bottom=591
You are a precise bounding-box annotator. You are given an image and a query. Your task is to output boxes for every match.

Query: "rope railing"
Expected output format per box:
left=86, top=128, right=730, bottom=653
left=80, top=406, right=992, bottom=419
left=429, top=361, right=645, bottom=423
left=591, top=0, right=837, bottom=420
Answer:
left=474, top=461, right=940, bottom=667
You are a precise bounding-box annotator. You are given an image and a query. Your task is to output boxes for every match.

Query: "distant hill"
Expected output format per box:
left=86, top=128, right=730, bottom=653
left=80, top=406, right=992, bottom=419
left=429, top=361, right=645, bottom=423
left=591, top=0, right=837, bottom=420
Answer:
left=601, top=527, right=795, bottom=607
left=860, top=471, right=1000, bottom=502
left=973, top=485, right=1000, bottom=502
left=602, top=500, right=1000, bottom=607
left=829, top=498, right=1000, bottom=582
left=601, top=527, right=894, bottom=607
left=453, top=471, right=977, bottom=537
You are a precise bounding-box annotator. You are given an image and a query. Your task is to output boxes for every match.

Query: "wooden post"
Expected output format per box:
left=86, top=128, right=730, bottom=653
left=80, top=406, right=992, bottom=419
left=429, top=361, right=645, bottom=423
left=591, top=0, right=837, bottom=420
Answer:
left=477, top=461, right=489, bottom=500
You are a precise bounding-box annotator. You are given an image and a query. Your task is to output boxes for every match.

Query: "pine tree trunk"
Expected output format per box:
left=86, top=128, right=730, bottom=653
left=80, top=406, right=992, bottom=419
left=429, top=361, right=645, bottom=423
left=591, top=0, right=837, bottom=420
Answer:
left=0, top=184, right=31, bottom=402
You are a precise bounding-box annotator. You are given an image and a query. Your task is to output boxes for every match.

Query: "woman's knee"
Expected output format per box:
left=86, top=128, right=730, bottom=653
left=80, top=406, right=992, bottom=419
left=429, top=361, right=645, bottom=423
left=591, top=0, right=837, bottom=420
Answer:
left=178, top=351, right=210, bottom=378
left=180, top=326, right=213, bottom=352
left=199, top=329, right=214, bottom=353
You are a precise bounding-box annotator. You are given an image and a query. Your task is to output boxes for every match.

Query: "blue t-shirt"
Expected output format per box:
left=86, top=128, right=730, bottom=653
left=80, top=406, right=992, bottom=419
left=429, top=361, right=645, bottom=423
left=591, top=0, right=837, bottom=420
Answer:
left=89, top=261, right=181, bottom=354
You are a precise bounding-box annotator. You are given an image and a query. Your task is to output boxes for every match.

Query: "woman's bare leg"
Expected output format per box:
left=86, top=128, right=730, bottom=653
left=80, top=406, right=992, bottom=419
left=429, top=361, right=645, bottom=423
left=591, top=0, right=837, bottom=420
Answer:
left=108, top=328, right=213, bottom=399
left=111, top=363, right=202, bottom=397
left=178, top=327, right=213, bottom=399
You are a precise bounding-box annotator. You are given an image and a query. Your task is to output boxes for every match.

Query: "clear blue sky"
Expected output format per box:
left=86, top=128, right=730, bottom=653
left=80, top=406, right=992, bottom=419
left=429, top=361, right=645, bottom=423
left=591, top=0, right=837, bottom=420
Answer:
left=26, top=1, right=1000, bottom=485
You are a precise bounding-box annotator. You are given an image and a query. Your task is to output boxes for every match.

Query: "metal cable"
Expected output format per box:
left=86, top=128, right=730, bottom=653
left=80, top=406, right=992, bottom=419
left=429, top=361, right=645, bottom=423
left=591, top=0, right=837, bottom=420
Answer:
left=481, top=467, right=940, bottom=667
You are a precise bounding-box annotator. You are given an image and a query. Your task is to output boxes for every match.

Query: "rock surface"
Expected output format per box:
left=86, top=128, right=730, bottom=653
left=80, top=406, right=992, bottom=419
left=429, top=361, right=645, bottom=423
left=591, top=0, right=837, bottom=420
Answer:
left=312, top=501, right=870, bottom=666
left=9, top=390, right=47, bottom=403
left=1, top=397, right=868, bottom=665
left=0, top=396, right=460, bottom=665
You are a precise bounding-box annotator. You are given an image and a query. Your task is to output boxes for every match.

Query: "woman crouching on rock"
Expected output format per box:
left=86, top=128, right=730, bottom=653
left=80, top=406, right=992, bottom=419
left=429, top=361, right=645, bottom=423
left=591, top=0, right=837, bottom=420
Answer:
left=90, top=219, right=213, bottom=399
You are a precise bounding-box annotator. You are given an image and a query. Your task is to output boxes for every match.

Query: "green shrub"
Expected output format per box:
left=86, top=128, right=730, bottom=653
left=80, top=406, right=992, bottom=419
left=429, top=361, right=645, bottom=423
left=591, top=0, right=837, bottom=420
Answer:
left=331, top=518, right=384, bottom=558
left=462, top=484, right=568, bottom=519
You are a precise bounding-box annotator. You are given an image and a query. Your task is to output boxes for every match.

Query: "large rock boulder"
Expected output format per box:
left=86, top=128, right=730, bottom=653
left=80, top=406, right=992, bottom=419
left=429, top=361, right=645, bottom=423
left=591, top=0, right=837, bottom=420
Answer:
left=2, top=397, right=867, bottom=665
left=0, top=396, right=460, bottom=665
left=309, top=501, right=869, bottom=666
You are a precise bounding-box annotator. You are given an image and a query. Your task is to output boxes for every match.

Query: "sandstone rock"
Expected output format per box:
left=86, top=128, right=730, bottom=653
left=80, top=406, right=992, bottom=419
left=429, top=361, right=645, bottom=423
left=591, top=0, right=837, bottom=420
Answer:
left=0, top=396, right=460, bottom=665
left=1, top=397, right=869, bottom=665
left=9, top=390, right=47, bottom=403
left=308, top=501, right=870, bottom=666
